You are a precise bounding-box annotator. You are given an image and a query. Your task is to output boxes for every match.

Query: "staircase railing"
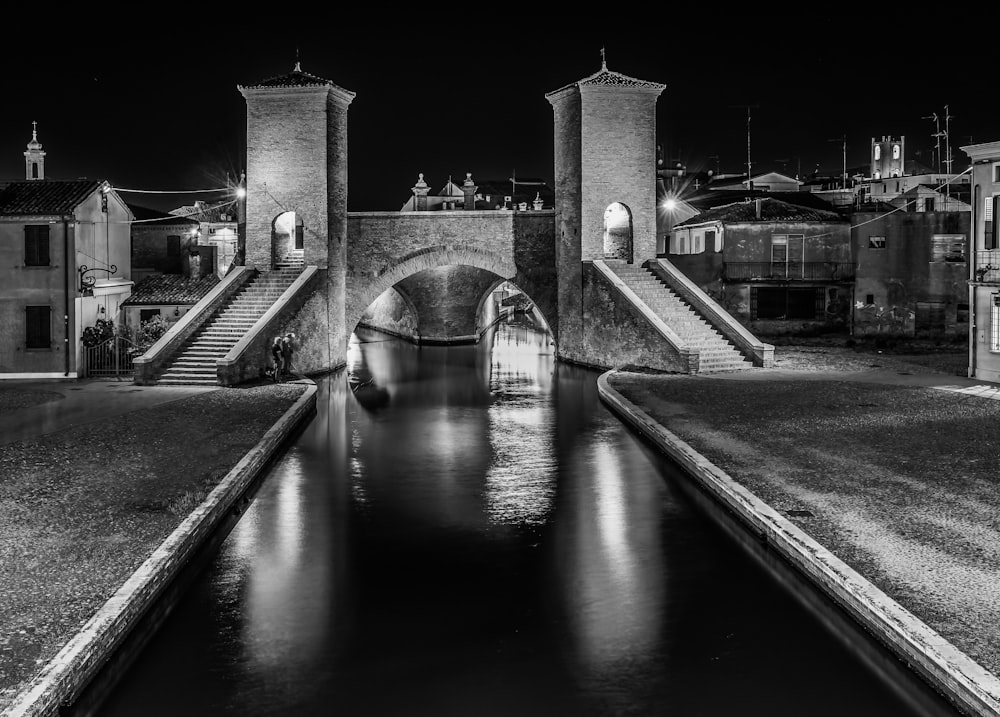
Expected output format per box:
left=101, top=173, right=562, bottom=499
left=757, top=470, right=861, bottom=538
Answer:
left=218, top=266, right=319, bottom=386
left=133, top=266, right=257, bottom=385
left=649, top=259, right=774, bottom=367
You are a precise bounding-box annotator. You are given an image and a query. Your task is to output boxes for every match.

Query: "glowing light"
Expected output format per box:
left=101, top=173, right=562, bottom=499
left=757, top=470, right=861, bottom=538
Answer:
left=236, top=187, right=247, bottom=199
left=662, top=198, right=677, bottom=211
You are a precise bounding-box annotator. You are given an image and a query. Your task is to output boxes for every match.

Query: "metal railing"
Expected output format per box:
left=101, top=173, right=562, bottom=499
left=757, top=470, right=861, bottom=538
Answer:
left=83, top=336, right=136, bottom=378
left=974, top=251, right=1000, bottom=283
left=722, top=261, right=856, bottom=281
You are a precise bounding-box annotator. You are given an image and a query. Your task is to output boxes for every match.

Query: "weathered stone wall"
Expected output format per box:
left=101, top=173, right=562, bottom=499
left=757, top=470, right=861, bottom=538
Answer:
left=358, top=286, right=418, bottom=340
left=580, top=86, right=660, bottom=263
left=851, top=211, right=971, bottom=337
left=241, top=87, right=332, bottom=271
left=271, top=276, right=333, bottom=376
left=561, top=262, right=690, bottom=373
left=549, top=89, right=583, bottom=360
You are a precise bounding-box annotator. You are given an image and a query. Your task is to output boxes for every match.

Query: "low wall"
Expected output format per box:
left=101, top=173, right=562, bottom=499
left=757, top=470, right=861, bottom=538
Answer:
left=597, top=372, right=1000, bottom=717
left=3, top=382, right=318, bottom=717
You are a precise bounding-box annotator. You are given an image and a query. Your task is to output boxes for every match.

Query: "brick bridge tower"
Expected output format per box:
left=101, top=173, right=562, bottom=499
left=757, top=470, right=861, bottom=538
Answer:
left=238, top=62, right=355, bottom=366
left=545, top=54, right=665, bottom=361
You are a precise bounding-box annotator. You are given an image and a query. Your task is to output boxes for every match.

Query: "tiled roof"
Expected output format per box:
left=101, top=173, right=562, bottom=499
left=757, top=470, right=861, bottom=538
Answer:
left=122, top=274, right=219, bottom=306
left=238, top=63, right=356, bottom=99
left=0, top=179, right=103, bottom=215
left=547, top=64, right=666, bottom=96
left=674, top=197, right=845, bottom=228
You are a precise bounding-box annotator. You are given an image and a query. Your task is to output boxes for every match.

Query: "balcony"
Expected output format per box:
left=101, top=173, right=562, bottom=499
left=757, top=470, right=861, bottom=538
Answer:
left=974, top=251, right=1000, bottom=283
left=722, top=262, right=856, bottom=282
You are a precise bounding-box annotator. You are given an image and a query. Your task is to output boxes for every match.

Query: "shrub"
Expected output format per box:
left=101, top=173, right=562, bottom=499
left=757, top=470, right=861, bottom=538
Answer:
left=81, top=318, right=117, bottom=348
left=135, top=314, right=171, bottom=353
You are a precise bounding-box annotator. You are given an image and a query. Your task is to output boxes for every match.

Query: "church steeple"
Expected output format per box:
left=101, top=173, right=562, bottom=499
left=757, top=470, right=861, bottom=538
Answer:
left=24, top=121, right=45, bottom=180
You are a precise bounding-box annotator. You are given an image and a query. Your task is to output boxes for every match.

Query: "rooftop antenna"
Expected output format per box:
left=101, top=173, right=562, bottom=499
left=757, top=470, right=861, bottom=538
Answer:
left=943, top=105, right=953, bottom=174
left=729, top=104, right=759, bottom=185
left=600, top=46, right=607, bottom=70
left=827, top=135, right=847, bottom=188
left=923, top=111, right=942, bottom=173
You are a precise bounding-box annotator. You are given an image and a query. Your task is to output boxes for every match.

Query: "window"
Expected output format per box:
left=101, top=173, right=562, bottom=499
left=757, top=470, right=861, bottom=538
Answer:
left=931, top=235, right=966, bottom=262
left=25, top=305, right=51, bottom=349
left=993, top=162, right=1000, bottom=183
left=868, top=236, right=886, bottom=250
left=986, top=195, right=999, bottom=249
left=771, top=235, right=804, bottom=277
left=140, top=309, right=161, bottom=324
left=893, top=144, right=900, bottom=159
left=706, top=229, right=719, bottom=252
left=865, top=294, right=875, bottom=304
left=874, top=145, right=881, bottom=161
left=924, top=197, right=935, bottom=212
left=167, top=235, right=181, bottom=256
left=993, top=296, right=1000, bottom=352
left=24, top=225, right=50, bottom=266
left=31, top=162, right=39, bottom=179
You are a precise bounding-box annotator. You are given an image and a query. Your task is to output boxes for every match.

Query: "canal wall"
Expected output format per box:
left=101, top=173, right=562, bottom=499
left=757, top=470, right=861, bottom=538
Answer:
left=2, top=382, right=318, bottom=717
left=597, top=371, right=1000, bottom=717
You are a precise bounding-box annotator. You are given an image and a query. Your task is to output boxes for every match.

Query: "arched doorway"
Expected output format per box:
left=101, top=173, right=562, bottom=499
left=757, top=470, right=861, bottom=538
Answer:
left=603, top=202, right=633, bottom=262
left=272, top=211, right=304, bottom=265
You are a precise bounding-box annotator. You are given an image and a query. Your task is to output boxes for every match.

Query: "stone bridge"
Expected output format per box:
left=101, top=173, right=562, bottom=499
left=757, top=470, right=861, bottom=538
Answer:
left=234, top=60, right=733, bottom=376
left=345, top=210, right=556, bottom=343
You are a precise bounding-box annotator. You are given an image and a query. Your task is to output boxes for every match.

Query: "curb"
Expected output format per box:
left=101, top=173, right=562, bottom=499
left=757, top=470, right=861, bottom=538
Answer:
left=2, top=380, right=319, bottom=717
left=596, top=370, right=1000, bottom=717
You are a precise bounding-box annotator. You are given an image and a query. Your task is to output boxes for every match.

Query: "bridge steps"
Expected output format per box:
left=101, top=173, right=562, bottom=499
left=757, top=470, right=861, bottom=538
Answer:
left=604, top=262, right=753, bottom=373
left=153, top=263, right=303, bottom=385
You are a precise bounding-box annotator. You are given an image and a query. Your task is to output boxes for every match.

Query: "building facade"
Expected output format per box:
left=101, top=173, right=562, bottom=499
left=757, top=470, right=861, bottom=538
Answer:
left=668, top=197, right=853, bottom=335
left=0, top=179, right=133, bottom=378
left=961, top=140, right=1000, bottom=381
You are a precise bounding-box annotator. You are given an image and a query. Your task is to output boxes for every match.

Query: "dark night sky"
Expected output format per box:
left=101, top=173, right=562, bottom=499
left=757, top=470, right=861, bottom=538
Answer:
left=3, top=12, right=997, bottom=213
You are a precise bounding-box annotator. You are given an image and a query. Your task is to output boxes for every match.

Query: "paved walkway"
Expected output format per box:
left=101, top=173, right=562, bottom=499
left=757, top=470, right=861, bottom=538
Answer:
left=0, top=379, right=218, bottom=446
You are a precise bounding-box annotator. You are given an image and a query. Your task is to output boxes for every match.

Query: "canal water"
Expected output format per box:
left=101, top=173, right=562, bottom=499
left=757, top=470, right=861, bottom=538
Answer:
left=89, top=317, right=961, bottom=717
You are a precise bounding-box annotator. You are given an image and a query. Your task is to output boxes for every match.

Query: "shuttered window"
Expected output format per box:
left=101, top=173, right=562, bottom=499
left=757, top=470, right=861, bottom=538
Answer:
left=931, top=235, right=966, bottom=262
left=25, top=306, right=51, bottom=348
left=25, top=225, right=50, bottom=266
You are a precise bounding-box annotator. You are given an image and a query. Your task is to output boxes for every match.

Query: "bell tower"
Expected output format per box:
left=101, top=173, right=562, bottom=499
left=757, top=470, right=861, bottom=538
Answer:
left=24, top=121, right=45, bottom=180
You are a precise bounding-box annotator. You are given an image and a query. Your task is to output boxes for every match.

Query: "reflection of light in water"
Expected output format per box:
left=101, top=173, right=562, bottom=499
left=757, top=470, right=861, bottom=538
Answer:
left=229, top=453, right=329, bottom=671
left=485, top=320, right=556, bottom=525
left=562, top=438, right=663, bottom=677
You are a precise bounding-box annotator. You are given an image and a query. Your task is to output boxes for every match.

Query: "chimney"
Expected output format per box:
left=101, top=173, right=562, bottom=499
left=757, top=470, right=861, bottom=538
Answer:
left=462, top=172, right=477, bottom=210
left=411, top=173, right=430, bottom=211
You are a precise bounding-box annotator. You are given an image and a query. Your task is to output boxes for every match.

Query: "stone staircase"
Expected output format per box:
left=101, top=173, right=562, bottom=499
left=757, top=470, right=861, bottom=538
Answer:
left=605, top=262, right=753, bottom=373
left=155, top=253, right=305, bottom=385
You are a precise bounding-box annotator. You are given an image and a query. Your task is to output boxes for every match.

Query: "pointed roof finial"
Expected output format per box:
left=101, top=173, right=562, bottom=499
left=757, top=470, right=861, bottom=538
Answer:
left=32, top=120, right=37, bottom=141
left=294, top=47, right=301, bottom=73
left=600, top=46, right=607, bottom=71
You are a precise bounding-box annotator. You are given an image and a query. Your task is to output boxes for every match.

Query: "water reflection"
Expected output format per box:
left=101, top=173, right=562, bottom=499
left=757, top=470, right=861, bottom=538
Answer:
left=89, top=316, right=962, bottom=717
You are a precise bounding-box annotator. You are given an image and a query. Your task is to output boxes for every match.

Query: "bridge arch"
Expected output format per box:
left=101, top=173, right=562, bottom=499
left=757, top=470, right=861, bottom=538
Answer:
left=347, top=244, right=554, bottom=345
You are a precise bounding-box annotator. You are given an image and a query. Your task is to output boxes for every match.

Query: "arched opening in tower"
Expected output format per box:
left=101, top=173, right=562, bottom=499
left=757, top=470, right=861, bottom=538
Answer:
left=603, top=202, right=633, bottom=262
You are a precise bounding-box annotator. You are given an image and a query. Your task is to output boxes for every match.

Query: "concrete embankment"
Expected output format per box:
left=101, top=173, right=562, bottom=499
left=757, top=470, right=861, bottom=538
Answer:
left=2, top=380, right=318, bottom=717
left=596, top=370, right=1000, bottom=717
